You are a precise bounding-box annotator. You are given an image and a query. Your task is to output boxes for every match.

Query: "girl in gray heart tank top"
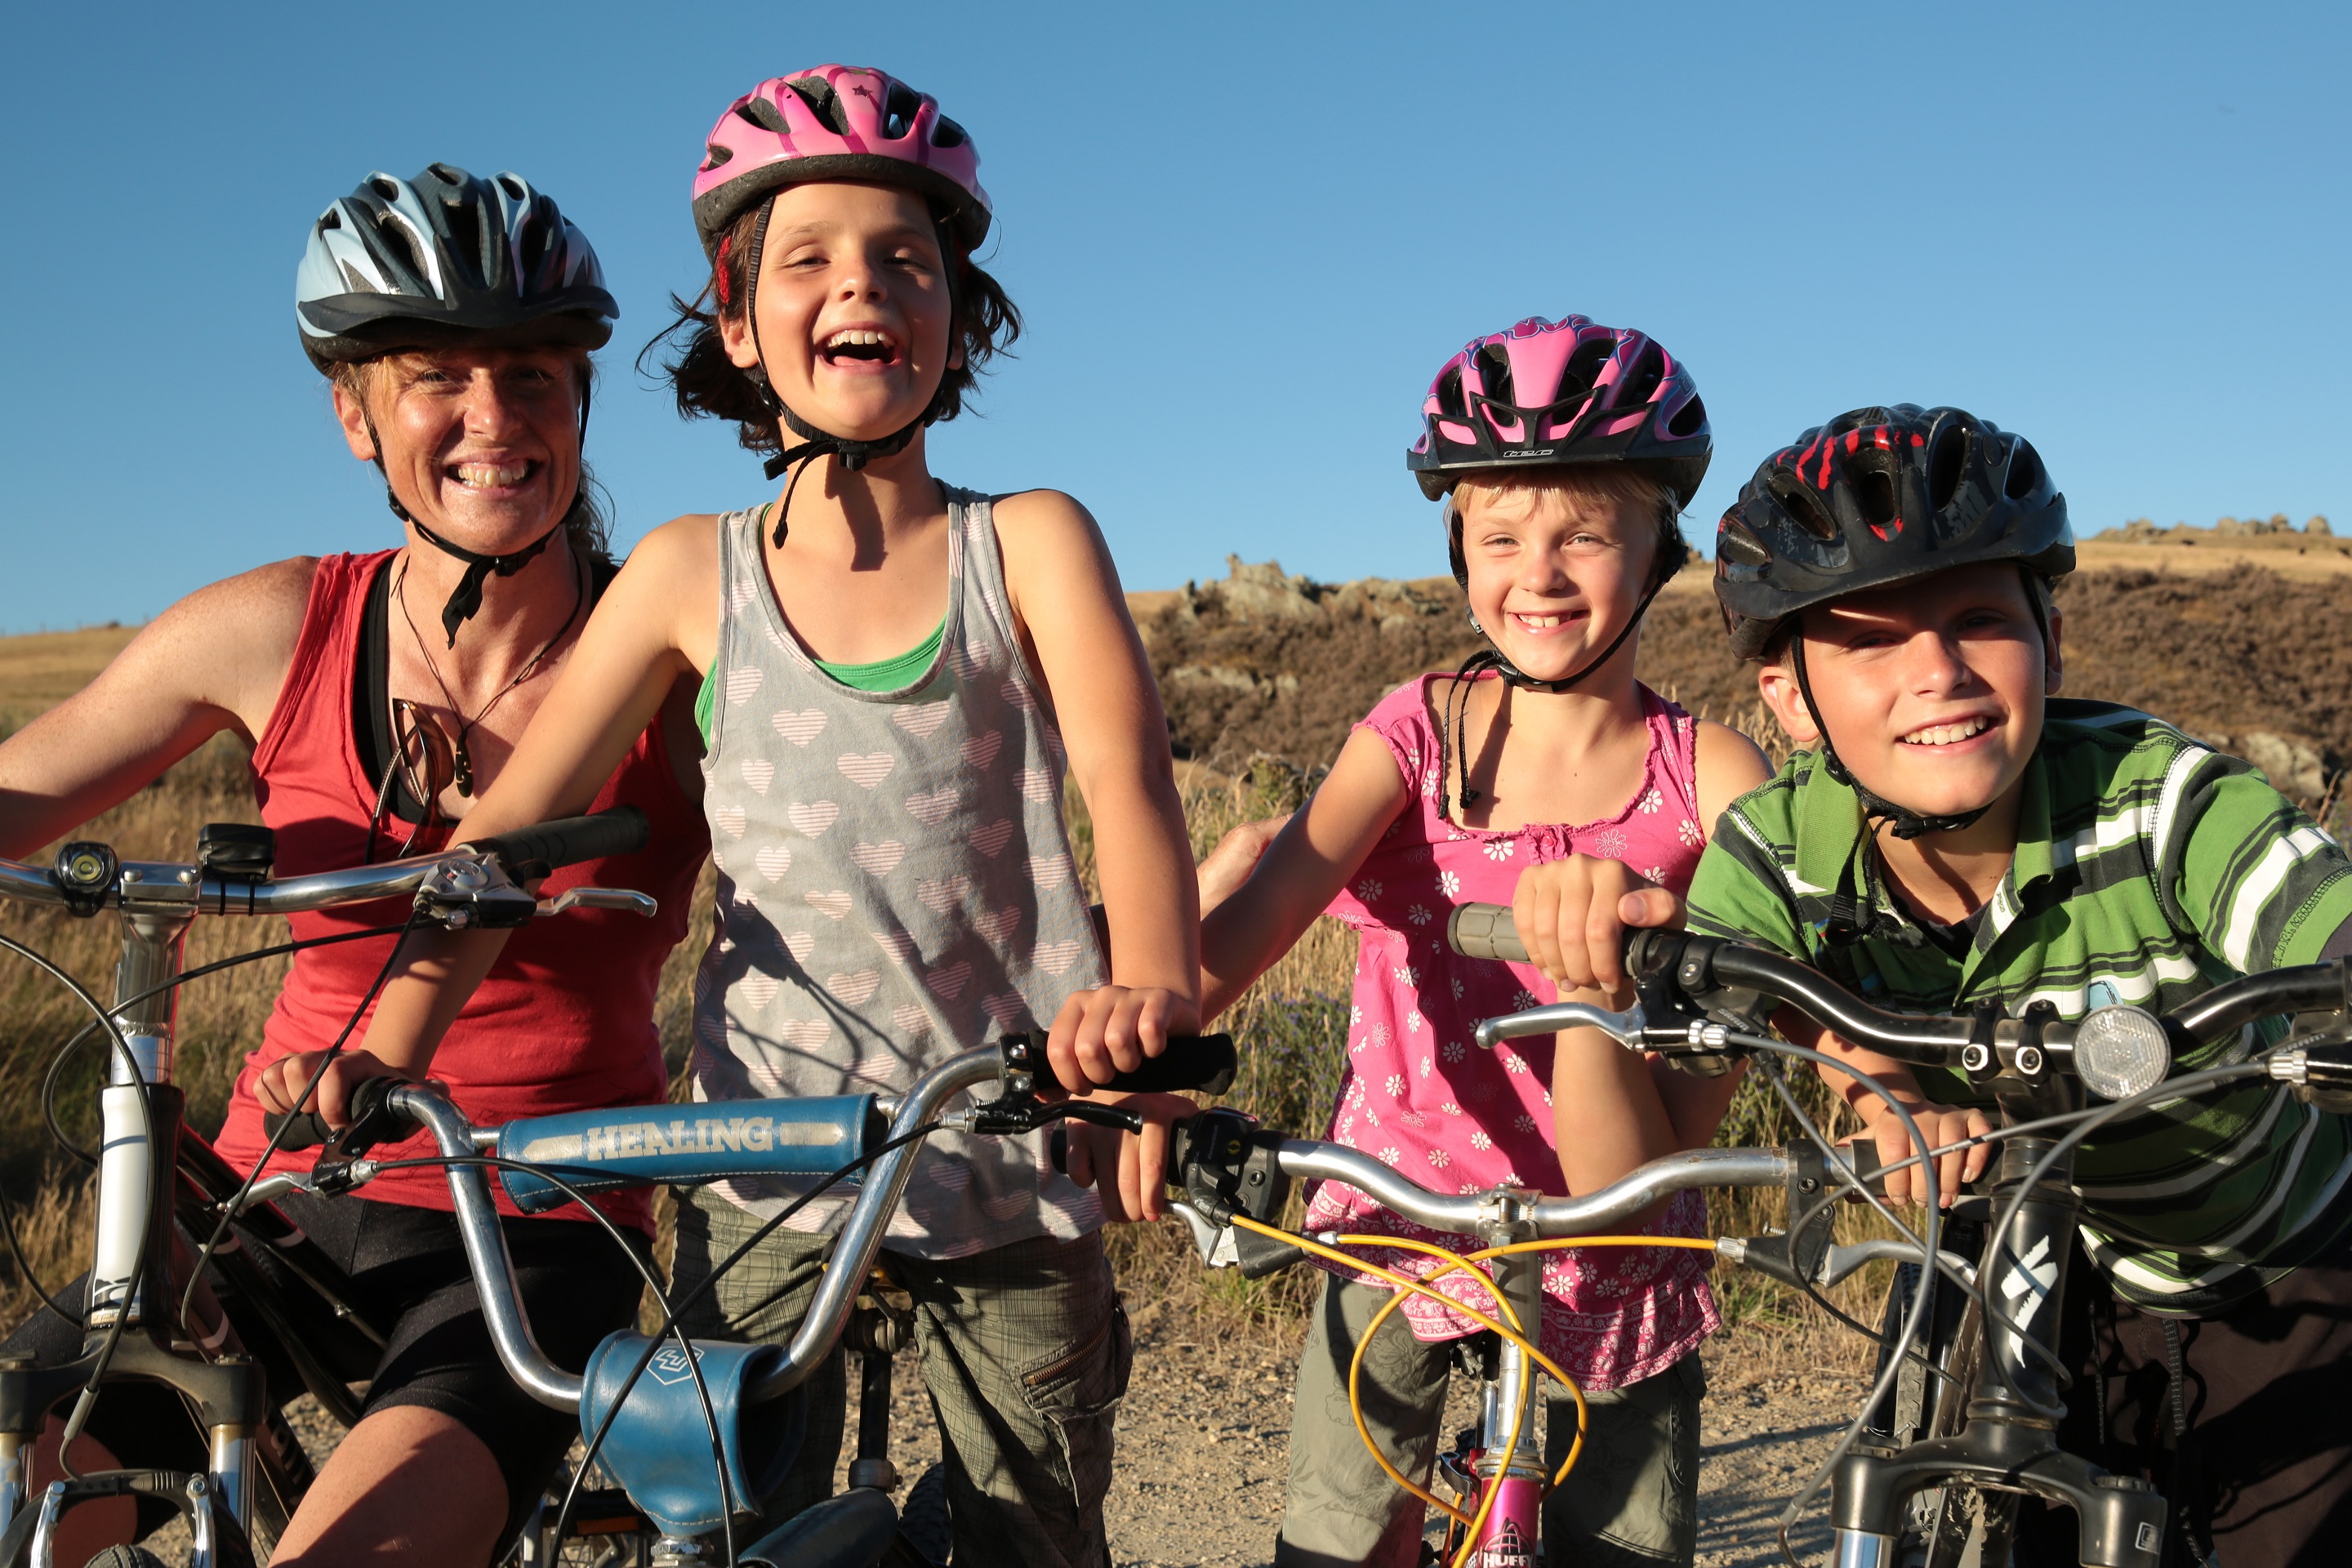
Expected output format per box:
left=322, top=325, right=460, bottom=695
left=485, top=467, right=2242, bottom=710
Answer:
left=693, top=488, right=1107, bottom=1257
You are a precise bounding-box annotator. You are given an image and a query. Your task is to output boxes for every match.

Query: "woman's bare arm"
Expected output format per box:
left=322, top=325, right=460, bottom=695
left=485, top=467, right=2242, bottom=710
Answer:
left=0, top=559, right=312, bottom=858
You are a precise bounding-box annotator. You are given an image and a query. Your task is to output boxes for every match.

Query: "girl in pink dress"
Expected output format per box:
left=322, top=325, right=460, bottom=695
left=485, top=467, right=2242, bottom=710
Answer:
left=1195, top=317, right=1772, bottom=1567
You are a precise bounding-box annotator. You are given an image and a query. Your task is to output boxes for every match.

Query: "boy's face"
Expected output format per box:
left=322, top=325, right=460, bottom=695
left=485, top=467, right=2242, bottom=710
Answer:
left=1757, top=564, right=2063, bottom=822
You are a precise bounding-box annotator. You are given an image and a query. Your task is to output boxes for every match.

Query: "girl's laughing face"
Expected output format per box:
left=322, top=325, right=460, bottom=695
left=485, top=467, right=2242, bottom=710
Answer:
left=720, top=180, right=958, bottom=443
left=1457, top=481, right=1659, bottom=685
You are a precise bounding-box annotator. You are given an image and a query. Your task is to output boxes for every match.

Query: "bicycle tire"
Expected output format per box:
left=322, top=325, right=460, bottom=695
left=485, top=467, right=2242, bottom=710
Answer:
left=77, top=1549, right=171, bottom=1568
left=887, top=1462, right=952, bottom=1567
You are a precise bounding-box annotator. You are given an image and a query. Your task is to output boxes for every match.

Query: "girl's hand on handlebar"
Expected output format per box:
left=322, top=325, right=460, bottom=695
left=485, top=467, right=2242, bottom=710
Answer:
left=1044, top=985, right=1202, bottom=1090
left=254, top=1049, right=415, bottom=1129
left=1509, top=855, right=1684, bottom=994
left=1853, top=1098, right=1993, bottom=1208
left=1060, top=1091, right=1194, bottom=1223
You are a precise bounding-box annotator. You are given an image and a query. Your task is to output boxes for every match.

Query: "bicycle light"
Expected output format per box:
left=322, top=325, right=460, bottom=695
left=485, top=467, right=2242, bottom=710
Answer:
left=53, top=840, right=118, bottom=918
left=2072, top=1005, right=2171, bottom=1101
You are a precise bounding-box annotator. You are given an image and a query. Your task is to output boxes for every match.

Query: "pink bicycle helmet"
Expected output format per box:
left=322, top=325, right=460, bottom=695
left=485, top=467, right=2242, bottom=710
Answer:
left=1406, top=315, right=1711, bottom=506
left=691, top=65, right=991, bottom=258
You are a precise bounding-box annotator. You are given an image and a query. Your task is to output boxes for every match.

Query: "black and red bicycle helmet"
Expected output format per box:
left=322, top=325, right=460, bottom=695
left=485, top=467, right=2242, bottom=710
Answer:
left=1714, top=404, right=2073, bottom=662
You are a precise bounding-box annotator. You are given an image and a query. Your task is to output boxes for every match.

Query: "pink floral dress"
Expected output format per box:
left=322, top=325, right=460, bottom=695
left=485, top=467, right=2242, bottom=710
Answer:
left=1304, top=673, right=1719, bottom=1390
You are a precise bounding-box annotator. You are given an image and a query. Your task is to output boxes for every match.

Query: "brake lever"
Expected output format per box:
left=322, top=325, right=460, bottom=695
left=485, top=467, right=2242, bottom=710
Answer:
left=951, top=1094, right=1145, bottom=1138
left=413, top=854, right=539, bottom=930
left=537, top=886, right=659, bottom=918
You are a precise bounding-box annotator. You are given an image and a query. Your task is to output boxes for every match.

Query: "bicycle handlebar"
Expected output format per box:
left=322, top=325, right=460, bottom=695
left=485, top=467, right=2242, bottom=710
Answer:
left=463, top=807, right=650, bottom=875
left=1442, top=902, right=2352, bottom=1100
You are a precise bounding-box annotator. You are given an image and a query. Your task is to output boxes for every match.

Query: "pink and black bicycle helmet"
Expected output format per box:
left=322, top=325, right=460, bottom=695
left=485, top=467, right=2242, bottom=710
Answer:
left=691, top=66, right=991, bottom=258
left=1406, top=315, right=1712, bottom=505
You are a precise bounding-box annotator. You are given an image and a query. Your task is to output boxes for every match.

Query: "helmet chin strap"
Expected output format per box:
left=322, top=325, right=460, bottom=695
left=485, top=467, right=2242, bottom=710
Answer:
left=734, top=196, right=954, bottom=544
left=364, top=396, right=589, bottom=648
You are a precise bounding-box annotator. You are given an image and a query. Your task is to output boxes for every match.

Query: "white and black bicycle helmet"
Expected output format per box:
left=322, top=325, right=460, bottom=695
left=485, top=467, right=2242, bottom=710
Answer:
left=296, top=163, right=617, bottom=371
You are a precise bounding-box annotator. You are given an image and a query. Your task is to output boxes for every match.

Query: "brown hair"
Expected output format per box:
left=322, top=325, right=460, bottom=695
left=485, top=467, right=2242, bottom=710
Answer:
left=327, top=354, right=612, bottom=564
left=1449, top=463, right=1689, bottom=595
left=648, top=195, right=1022, bottom=457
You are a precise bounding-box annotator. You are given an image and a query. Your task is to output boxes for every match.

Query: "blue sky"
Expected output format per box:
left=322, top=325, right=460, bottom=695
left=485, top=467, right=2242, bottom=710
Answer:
left=2, top=2, right=2345, bottom=631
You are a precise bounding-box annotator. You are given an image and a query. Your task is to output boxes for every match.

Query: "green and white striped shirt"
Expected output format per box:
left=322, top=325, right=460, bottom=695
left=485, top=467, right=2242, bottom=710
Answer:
left=1686, top=700, right=2352, bottom=1314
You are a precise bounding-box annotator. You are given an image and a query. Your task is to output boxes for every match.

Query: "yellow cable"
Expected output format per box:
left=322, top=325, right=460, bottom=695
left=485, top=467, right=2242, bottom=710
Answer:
left=1233, top=1215, right=1720, bottom=1565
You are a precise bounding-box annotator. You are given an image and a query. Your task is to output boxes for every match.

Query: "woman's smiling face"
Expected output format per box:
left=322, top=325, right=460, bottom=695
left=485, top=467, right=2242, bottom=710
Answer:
left=1761, top=563, right=2063, bottom=821
left=719, top=180, right=957, bottom=443
left=1456, top=479, right=1659, bottom=684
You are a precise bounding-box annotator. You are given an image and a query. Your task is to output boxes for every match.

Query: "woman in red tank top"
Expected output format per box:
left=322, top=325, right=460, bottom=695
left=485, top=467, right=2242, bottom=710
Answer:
left=0, top=165, right=706, bottom=1566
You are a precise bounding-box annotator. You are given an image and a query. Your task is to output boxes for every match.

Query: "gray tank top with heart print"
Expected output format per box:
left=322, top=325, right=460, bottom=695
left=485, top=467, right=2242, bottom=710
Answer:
left=692, top=488, right=1107, bottom=1257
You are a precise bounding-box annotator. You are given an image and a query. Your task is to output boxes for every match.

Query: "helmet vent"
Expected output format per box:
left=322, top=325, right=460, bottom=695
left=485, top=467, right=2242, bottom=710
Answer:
left=738, top=96, right=791, bottom=135
left=375, top=211, right=430, bottom=283
left=1718, top=518, right=1772, bottom=567
left=1667, top=394, right=1706, bottom=439
left=1852, top=454, right=1900, bottom=531
left=1768, top=470, right=1839, bottom=541
left=1616, top=343, right=1664, bottom=409
left=444, top=196, right=487, bottom=283
left=1472, top=343, right=1516, bottom=408
left=786, top=77, right=852, bottom=135
left=1927, top=421, right=1969, bottom=511
left=516, top=216, right=548, bottom=278
left=497, top=174, right=528, bottom=202
left=702, top=142, right=734, bottom=171
left=426, top=163, right=464, bottom=186
left=933, top=114, right=969, bottom=149
left=2004, top=439, right=2045, bottom=501
left=1434, top=366, right=1468, bottom=420
left=1561, top=337, right=1614, bottom=399
left=882, top=84, right=924, bottom=138
left=337, top=259, right=377, bottom=295
left=370, top=175, right=402, bottom=202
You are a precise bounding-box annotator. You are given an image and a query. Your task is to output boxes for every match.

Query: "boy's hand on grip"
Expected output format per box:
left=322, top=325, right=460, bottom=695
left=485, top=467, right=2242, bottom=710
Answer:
left=1059, top=1090, right=1195, bottom=1223
left=1853, top=1097, right=1993, bottom=1208
left=1045, top=984, right=1201, bottom=1092
left=1509, top=855, right=1685, bottom=996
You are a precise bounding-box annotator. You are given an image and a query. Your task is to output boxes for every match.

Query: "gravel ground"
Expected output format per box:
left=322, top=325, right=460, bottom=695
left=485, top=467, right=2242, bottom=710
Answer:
left=185, top=1322, right=1863, bottom=1566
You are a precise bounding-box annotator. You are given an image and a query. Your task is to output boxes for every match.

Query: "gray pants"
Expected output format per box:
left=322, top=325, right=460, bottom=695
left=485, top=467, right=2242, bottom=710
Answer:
left=1276, top=1274, right=1704, bottom=1568
left=670, top=1189, right=1134, bottom=1568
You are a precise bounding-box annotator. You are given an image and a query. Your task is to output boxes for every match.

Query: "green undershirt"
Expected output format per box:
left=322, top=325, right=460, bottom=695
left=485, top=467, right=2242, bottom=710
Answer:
left=695, top=616, right=947, bottom=746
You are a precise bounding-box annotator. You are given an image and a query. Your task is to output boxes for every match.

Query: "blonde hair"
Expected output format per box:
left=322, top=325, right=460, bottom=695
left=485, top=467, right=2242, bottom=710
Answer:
left=1447, top=463, right=1686, bottom=594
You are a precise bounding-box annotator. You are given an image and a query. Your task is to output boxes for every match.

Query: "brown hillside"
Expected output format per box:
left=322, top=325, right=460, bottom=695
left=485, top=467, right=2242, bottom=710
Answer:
left=1144, top=558, right=2352, bottom=807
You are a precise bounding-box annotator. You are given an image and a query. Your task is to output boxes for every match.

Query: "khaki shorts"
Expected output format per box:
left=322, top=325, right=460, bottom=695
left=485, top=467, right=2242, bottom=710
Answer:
left=1276, top=1272, right=1704, bottom=1568
left=668, top=1189, right=1133, bottom=1568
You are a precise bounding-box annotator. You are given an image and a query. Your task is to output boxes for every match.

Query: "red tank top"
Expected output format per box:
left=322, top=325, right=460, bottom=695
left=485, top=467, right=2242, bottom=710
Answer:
left=211, top=551, right=707, bottom=1229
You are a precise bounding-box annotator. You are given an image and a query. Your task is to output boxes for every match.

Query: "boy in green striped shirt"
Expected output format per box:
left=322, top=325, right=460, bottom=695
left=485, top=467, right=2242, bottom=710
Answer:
left=1690, top=405, right=2352, bottom=1566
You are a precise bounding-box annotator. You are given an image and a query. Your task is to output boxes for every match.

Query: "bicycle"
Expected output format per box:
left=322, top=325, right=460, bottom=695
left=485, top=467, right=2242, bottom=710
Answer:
left=0, top=809, right=1241, bottom=1568
left=1139, top=902, right=2352, bottom=1568
left=0, top=808, right=680, bottom=1568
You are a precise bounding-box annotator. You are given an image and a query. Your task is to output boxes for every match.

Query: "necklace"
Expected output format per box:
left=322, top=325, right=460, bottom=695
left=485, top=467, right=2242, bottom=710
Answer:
left=394, top=546, right=586, bottom=797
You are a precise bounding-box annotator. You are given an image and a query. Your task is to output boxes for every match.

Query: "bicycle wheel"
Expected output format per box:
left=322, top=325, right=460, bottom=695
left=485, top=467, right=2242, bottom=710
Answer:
left=886, top=1461, right=952, bottom=1567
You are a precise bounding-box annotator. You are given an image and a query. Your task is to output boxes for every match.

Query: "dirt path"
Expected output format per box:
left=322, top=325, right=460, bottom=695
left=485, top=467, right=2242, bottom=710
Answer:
left=822, top=1319, right=1865, bottom=1567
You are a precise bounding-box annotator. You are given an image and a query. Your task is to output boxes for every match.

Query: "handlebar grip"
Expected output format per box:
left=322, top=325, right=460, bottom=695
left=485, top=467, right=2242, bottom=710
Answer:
left=262, top=1110, right=337, bottom=1152
left=1098, top=1034, right=1237, bottom=1096
left=466, top=806, right=649, bottom=875
left=1446, top=903, right=1529, bottom=964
